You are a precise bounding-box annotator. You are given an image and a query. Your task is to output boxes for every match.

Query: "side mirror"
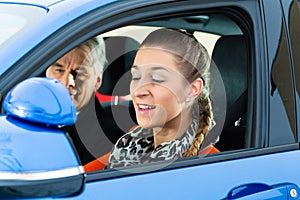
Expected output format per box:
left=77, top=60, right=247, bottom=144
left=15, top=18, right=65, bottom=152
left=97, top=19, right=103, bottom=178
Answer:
left=0, top=77, right=83, bottom=198
left=3, top=77, right=77, bottom=126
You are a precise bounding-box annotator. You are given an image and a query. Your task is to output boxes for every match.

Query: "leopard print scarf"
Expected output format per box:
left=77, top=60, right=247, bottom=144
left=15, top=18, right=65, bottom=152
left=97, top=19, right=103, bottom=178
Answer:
left=108, top=115, right=199, bottom=168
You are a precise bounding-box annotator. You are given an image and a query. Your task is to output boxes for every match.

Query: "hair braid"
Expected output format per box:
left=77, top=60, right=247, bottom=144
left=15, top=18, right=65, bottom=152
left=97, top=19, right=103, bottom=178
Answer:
left=182, top=96, right=212, bottom=157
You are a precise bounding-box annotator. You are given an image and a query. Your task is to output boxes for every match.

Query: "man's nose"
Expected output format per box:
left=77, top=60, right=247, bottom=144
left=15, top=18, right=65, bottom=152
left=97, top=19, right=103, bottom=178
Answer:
left=67, top=74, right=76, bottom=95
left=68, top=74, right=75, bottom=88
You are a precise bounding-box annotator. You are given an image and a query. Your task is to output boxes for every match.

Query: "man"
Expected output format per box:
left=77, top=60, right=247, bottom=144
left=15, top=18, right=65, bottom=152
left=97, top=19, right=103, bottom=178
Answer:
left=46, top=37, right=128, bottom=165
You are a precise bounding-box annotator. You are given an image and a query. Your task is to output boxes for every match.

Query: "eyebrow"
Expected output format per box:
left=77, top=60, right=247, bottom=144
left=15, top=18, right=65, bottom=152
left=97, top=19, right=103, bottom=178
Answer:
left=51, top=62, right=63, bottom=68
left=131, top=65, right=170, bottom=72
left=151, top=66, right=170, bottom=72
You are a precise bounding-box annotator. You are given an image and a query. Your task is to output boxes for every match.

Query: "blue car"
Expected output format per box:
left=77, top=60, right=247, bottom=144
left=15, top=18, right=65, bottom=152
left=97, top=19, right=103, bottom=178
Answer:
left=1, top=0, right=300, bottom=199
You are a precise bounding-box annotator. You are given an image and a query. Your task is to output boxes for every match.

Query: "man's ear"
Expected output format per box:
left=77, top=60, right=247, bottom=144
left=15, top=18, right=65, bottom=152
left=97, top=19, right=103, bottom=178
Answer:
left=189, top=77, right=203, bottom=99
left=95, top=71, right=103, bottom=91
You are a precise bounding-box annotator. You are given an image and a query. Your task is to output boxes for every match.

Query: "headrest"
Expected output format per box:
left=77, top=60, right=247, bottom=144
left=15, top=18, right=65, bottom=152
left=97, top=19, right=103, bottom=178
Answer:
left=99, top=36, right=140, bottom=96
left=202, top=35, right=248, bottom=148
left=211, top=35, right=247, bottom=107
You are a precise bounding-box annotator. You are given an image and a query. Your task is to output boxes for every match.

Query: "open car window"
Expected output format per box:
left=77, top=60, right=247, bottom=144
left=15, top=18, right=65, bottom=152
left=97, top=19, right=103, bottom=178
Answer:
left=84, top=12, right=250, bottom=173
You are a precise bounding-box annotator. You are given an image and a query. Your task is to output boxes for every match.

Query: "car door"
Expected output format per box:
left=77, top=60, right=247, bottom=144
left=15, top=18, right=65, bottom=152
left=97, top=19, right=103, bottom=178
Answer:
left=1, top=0, right=300, bottom=199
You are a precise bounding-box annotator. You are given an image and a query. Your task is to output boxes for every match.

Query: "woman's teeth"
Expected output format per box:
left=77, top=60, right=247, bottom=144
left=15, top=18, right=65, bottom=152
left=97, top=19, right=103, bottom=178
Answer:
left=138, top=104, right=156, bottom=110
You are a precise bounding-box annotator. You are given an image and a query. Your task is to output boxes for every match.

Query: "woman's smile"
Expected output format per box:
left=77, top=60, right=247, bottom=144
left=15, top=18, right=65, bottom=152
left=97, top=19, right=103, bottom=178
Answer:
left=137, top=103, right=157, bottom=114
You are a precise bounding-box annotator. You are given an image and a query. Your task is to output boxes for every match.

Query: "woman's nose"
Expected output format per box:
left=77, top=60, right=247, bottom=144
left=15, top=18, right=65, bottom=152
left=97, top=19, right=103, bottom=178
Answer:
left=131, top=82, right=151, bottom=98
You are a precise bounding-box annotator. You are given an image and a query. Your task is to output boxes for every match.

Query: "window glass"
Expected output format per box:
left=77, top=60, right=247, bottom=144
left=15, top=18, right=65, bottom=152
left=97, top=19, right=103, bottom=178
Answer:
left=0, top=4, right=47, bottom=77
left=287, top=0, right=300, bottom=142
left=263, top=0, right=297, bottom=146
left=0, top=4, right=47, bottom=49
left=269, top=25, right=296, bottom=145
left=0, top=14, right=26, bottom=45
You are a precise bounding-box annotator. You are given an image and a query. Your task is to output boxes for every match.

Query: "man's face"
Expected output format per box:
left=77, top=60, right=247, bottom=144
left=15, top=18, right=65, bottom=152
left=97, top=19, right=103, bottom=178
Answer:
left=46, top=46, right=102, bottom=112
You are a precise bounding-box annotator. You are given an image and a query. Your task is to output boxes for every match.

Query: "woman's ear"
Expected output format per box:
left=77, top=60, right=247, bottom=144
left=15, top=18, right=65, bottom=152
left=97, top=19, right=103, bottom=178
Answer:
left=189, top=77, right=203, bottom=99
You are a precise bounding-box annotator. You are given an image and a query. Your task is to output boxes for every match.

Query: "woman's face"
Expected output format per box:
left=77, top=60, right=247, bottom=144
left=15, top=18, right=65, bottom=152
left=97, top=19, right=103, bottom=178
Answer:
left=130, top=48, right=192, bottom=129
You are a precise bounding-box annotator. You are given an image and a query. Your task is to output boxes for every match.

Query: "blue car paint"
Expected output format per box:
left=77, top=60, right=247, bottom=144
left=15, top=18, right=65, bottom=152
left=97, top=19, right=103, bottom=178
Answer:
left=0, top=0, right=63, bottom=7
left=44, top=151, right=300, bottom=200
left=3, top=77, right=77, bottom=126
left=0, top=0, right=117, bottom=76
left=223, top=182, right=300, bottom=199
left=0, top=1, right=50, bottom=10
left=0, top=115, right=79, bottom=172
left=60, top=150, right=300, bottom=199
left=10, top=148, right=300, bottom=199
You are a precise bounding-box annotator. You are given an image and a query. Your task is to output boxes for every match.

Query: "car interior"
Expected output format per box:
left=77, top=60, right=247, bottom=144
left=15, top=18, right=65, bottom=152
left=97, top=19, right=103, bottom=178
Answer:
left=97, top=13, right=249, bottom=154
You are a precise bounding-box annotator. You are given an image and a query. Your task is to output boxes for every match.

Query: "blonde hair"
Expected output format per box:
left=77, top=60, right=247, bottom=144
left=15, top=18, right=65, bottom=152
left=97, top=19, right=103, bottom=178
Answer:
left=140, top=28, right=213, bottom=157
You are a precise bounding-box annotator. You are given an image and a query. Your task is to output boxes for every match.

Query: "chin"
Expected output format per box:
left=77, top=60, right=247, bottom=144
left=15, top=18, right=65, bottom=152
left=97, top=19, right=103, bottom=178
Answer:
left=138, top=120, right=164, bottom=130
left=138, top=120, right=153, bottom=129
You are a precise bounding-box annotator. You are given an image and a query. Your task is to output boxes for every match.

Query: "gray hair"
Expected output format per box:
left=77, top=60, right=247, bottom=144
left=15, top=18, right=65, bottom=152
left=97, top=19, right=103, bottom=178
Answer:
left=80, top=36, right=107, bottom=75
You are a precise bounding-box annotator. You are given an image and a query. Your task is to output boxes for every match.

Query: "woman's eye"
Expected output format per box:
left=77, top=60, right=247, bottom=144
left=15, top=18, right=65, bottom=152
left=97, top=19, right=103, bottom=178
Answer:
left=131, top=74, right=141, bottom=80
left=152, top=74, right=165, bottom=83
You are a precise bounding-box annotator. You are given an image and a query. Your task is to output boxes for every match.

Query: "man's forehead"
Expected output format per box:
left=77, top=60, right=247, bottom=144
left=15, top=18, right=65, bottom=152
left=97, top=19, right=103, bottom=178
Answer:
left=53, top=47, right=92, bottom=68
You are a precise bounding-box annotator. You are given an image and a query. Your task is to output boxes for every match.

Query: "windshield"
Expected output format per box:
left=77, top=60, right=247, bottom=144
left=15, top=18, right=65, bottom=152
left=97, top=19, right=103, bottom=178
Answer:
left=0, top=3, right=47, bottom=49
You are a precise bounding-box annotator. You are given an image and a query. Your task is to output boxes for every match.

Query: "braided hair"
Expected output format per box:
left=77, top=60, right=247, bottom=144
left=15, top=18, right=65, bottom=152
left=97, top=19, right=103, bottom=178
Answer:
left=140, top=28, right=213, bottom=157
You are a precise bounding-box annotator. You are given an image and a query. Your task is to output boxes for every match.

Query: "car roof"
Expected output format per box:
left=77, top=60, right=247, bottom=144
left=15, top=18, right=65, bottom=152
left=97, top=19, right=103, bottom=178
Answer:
left=0, top=0, right=64, bottom=8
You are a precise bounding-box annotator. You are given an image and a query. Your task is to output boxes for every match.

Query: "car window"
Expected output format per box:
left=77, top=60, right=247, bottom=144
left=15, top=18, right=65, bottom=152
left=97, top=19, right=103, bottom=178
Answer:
left=24, top=11, right=249, bottom=173
left=85, top=12, right=250, bottom=172
left=264, top=0, right=298, bottom=146
left=0, top=3, right=47, bottom=77
left=287, top=0, right=300, bottom=142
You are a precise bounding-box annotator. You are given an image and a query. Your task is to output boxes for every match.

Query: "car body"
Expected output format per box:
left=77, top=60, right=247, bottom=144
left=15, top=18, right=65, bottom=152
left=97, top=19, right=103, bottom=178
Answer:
left=0, top=0, right=300, bottom=199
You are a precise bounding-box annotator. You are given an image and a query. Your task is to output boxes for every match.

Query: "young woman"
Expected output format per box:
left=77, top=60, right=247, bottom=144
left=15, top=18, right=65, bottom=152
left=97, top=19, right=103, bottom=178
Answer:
left=107, top=28, right=216, bottom=168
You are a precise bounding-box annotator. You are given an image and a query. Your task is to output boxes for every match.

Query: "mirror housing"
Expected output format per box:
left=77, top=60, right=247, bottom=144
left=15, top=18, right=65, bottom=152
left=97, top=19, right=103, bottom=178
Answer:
left=3, top=77, right=77, bottom=126
left=0, top=77, right=83, bottom=198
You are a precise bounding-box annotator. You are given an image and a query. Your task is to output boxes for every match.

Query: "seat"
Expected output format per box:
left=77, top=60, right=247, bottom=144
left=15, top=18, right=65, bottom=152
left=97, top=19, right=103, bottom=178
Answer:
left=99, top=36, right=140, bottom=96
left=202, top=35, right=248, bottom=151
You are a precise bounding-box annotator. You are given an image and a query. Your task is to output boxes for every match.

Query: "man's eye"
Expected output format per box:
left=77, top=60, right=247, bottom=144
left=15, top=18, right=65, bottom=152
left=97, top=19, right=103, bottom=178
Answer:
left=55, top=68, right=64, bottom=73
left=78, top=71, right=89, bottom=78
